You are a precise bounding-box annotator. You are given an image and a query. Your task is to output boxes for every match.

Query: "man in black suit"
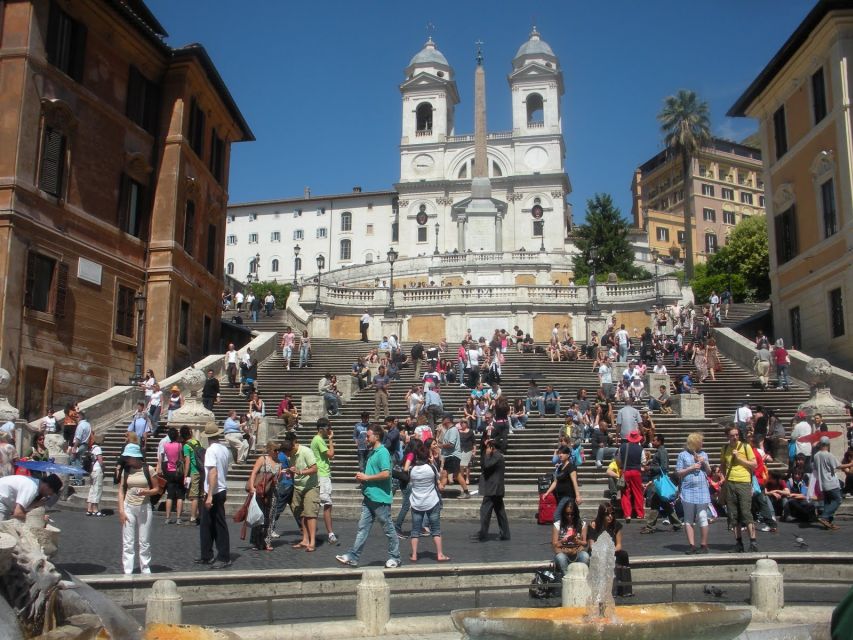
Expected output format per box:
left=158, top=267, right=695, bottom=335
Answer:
left=473, top=440, right=510, bottom=542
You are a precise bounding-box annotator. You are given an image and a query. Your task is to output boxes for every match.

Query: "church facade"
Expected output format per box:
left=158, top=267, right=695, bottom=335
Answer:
left=226, top=29, right=573, bottom=282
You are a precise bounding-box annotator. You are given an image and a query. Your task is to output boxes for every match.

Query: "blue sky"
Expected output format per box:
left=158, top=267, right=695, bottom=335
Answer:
left=147, top=0, right=813, bottom=221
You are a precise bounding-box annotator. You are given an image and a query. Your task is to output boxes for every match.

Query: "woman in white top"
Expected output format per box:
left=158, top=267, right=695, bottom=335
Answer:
left=407, top=442, right=450, bottom=563
left=86, top=442, right=105, bottom=517
left=405, top=386, right=423, bottom=419
left=117, top=444, right=161, bottom=574
left=140, top=370, right=156, bottom=399
left=146, top=384, right=163, bottom=428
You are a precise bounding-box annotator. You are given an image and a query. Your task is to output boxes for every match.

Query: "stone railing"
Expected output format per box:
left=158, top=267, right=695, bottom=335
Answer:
left=301, top=276, right=681, bottom=312
left=446, top=130, right=513, bottom=143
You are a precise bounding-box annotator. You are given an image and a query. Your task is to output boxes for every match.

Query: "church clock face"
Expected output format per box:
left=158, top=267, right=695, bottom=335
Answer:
left=412, top=154, right=435, bottom=174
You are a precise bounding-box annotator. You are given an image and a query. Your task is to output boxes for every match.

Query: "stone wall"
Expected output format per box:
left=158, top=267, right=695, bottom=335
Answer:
left=406, top=315, right=446, bottom=341
left=329, top=315, right=362, bottom=339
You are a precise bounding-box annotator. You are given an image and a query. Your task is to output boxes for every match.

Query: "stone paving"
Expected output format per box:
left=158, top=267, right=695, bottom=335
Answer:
left=50, top=506, right=852, bottom=576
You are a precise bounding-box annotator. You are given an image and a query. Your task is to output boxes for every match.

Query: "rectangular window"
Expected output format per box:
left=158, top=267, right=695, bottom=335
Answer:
left=698, top=165, right=708, bottom=177
left=248, top=213, right=257, bottom=221
left=759, top=195, right=766, bottom=208
left=417, top=227, right=428, bottom=242
left=702, top=208, right=716, bottom=222
left=227, top=215, right=235, bottom=223
left=226, top=235, right=237, bottom=245
left=209, top=129, right=225, bottom=182
left=721, top=187, right=734, bottom=201
left=38, top=126, right=66, bottom=197
left=179, top=300, right=190, bottom=346
left=115, top=284, right=135, bottom=338
left=789, top=306, right=801, bottom=349
left=294, top=209, right=302, bottom=217
left=117, top=174, right=148, bottom=239
left=248, top=233, right=258, bottom=244
left=183, top=201, right=195, bottom=256
left=24, top=252, right=57, bottom=313
left=774, top=205, right=798, bottom=264
left=202, top=315, right=212, bottom=354
left=206, top=224, right=217, bottom=273
left=701, top=184, right=714, bottom=197
left=740, top=192, right=753, bottom=205
left=271, top=231, right=281, bottom=242
left=829, top=288, right=845, bottom=338
left=316, top=228, right=327, bottom=239
left=812, top=66, right=827, bottom=123
left=820, top=179, right=838, bottom=238
left=705, top=234, right=718, bottom=254
left=126, top=66, right=159, bottom=134
left=188, top=97, right=205, bottom=157
left=723, top=210, right=736, bottom=225
left=533, top=220, right=544, bottom=237
left=46, top=2, right=87, bottom=81
left=773, top=106, right=787, bottom=159
left=293, top=229, right=304, bottom=241
left=366, top=224, right=374, bottom=236
left=677, top=230, right=686, bottom=245
left=391, top=222, right=399, bottom=242
left=655, top=227, right=669, bottom=242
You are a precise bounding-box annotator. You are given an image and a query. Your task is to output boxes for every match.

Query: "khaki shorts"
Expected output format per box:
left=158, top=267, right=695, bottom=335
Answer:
left=292, top=484, right=320, bottom=519
left=189, top=473, right=201, bottom=498
left=319, top=476, right=333, bottom=506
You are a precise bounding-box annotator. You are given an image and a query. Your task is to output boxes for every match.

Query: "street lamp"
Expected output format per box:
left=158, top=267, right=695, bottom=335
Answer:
left=129, top=291, right=146, bottom=385
left=314, top=254, right=325, bottom=313
left=292, top=244, right=301, bottom=288
left=588, top=246, right=599, bottom=314
left=254, top=252, right=261, bottom=282
left=652, top=251, right=661, bottom=308
left=433, top=221, right=440, bottom=255
left=386, top=247, right=399, bottom=318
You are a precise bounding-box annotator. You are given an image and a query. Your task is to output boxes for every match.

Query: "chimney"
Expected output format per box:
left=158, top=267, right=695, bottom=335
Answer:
left=304, top=186, right=311, bottom=198
left=353, top=186, right=362, bottom=193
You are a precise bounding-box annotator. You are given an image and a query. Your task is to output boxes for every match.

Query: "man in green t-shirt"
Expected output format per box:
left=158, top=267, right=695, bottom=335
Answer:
left=336, top=424, right=401, bottom=568
left=282, top=433, right=319, bottom=551
left=311, top=418, right=338, bottom=545
left=180, top=427, right=202, bottom=525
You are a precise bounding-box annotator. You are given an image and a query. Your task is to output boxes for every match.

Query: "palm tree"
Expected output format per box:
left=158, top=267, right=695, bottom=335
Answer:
left=658, top=89, right=711, bottom=281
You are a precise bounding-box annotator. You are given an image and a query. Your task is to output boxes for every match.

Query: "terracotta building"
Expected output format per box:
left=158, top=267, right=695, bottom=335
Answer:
left=631, top=137, right=766, bottom=264
left=728, top=0, right=851, bottom=369
left=0, top=0, right=253, bottom=419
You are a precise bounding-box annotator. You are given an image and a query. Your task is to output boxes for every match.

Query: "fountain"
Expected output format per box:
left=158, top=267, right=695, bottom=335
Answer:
left=451, top=532, right=751, bottom=640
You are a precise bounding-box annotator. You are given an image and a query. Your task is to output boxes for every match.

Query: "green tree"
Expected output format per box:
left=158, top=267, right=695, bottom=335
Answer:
left=658, top=89, right=711, bottom=282
left=247, top=281, right=291, bottom=309
left=704, top=215, right=770, bottom=300
left=572, top=193, right=650, bottom=281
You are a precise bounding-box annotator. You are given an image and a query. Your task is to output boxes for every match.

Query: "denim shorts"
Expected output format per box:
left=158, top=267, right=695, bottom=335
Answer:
left=410, top=503, right=441, bottom=538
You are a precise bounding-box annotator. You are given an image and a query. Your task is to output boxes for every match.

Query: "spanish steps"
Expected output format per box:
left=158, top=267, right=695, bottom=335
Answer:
left=95, top=305, right=846, bottom=519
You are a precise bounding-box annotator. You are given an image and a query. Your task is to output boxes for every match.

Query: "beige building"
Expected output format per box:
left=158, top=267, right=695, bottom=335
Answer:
left=728, top=0, right=852, bottom=370
left=631, top=138, right=766, bottom=264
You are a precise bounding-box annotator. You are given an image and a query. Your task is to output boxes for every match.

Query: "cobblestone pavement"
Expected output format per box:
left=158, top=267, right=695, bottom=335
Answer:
left=49, top=505, right=851, bottom=576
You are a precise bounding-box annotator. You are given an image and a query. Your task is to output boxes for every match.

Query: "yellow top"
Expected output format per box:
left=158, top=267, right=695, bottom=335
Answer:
left=722, top=443, right=754, bottom=484
left=607, top=460, right=621, bottom=478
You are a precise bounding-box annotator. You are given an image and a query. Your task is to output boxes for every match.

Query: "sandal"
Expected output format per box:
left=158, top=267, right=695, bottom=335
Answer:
left=409, top=556, right=418, bottom=563
left=437, top=556, right=451, bottom=562
left=639, top=528, right=654, bottom=534
left=292, top=543, right=306, bottom=549
left=305, top=547, right=316, bottom=552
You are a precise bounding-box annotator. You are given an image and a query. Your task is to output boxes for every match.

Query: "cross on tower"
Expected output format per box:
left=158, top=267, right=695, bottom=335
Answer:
left=475, top=39, right=484, bottom=65
left=426, top=22, right=435, bottom=40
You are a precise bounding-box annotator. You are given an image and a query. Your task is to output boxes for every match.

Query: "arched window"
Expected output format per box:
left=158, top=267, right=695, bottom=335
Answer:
left=226, top=261, right=234, bottom=275
left=365, top=253, right=374, bottom=264
left=526, top=93, right=544, bottom=125
left=457, top=163, right=468, bottom=179
left=416, top=102, right=433, bottom=132
left=341, top=211, right=352, bottom=231
left=271, top=259, right=279, bottom=272
left=492, top=161, right=503, bottom=177
left=294, top=256, right=302, bottom=271
left=340, top=239, right=351, bottom=260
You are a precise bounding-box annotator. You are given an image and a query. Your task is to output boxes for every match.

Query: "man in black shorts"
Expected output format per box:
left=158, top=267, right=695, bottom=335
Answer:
left=439, top=417, right=470, bottom=498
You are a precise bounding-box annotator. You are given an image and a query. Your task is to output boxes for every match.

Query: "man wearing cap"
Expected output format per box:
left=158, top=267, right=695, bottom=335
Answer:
left=197, top=421, right=231, bottom=569
left=813, top=436, right=853, bottom=530
left=0, top=474, right=62, bottom=521
left=790, top=412, right=813, bottom=471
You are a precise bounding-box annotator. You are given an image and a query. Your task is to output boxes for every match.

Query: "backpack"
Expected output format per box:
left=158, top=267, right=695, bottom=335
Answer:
left=187, top=440, right=205, bottom=475
left=529, top=563, right=562, bottom=599
left=80, top=451, right=95, bottom=474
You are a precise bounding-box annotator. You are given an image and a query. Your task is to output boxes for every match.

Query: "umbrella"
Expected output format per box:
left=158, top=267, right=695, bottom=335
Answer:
left=797, top=430, right=843, bottom=445
left=15, top=460, right=87, bottom=476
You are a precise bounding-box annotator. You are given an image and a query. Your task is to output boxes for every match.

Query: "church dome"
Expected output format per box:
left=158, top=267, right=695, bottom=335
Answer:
left=409, top=37, right=449, bottom=68
left=513, top=27, right=556, bottom=66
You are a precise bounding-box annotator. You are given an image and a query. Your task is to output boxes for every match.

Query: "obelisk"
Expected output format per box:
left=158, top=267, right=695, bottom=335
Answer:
left=473, top=43, right=487, bottom=179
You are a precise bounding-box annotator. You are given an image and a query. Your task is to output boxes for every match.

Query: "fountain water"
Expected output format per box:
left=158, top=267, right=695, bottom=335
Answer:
left=585, top=532, right=616, bottom=622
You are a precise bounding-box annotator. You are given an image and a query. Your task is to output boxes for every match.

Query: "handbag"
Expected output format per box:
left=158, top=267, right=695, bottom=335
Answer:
left=615, top=444, right=627, bottom=490
left=246, top=493, right=264, bottom=526
left=654, top=473, right=678, bottom=501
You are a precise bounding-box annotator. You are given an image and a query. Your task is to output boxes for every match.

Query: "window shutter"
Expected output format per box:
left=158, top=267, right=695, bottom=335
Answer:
left=24, top=251, right=36, bottom=309
left=39, top=128, right=65, bottom=196
left=70, top=22, right=87, bottom=81
left=54, top=262, right=69, bottom=318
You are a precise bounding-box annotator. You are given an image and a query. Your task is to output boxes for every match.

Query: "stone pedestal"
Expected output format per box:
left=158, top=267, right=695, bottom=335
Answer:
left=561, top=562, right=591, bottom=607
left=611, top=362, right=627, bottom=382
left=45, top=434, right=67, bottom=459
left=750, top=559, right=783, bottom=621
left=146, top=580, right=183, bottom=625
left=380, top=316, right=403, bottom=341
left=367, top=362, right=380, bottom=379
left=647, top=373, right=670, bottom=395
left=310, top=312, right=330, bottom=338
left=168, top=369, right=215, bottom=440
left=672, top=393, right=705, bottom=418
left=0, top=368, right=23, bottom=456
left=798, top=358, right=846, bottom=416
left=336, top=376, right=357, bottom=402
left=356, top=569, right=390, bottom=636
left=301, top=396, right=325, bottom=425
left=585, top=315, right=607, bottom=345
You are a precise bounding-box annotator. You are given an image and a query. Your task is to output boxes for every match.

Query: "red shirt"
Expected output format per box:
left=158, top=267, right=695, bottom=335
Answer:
left=773, top=347, right=788, bottom=366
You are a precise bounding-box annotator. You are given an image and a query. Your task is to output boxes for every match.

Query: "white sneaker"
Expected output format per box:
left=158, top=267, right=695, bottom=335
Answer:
left=469, top=489, right=479, bottom=496
left=328, top=533, right=339, bottom=545
left=270, top=531, right=280, bottom=539
left=385, top=558, right=400, bottom=568
left=141, top=568, right=151, bottom=574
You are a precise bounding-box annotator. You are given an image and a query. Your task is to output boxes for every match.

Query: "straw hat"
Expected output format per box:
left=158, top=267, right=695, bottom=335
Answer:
left=203, top=421, right=223, bottom=438
left=170, top=385, right=180, bottom=393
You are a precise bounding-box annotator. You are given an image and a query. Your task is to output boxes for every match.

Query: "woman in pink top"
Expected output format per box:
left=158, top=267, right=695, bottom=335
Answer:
left=161, top=428, right=185, bottom=524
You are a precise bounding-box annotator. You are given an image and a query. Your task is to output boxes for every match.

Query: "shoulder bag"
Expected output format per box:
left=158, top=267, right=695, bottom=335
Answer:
left=616, top=446, right=626, bottom=491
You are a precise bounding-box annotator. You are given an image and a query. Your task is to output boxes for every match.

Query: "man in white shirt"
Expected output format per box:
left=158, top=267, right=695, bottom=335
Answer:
left=615, top=324, right=630, bottom=362
left=359, top=311, right=371, bottom=342
left=466, top=344, right=481, bottom=388
left=734, top=402, right=753, bottom=439
left=225, top=343, right=239, bottom=388
left=790, top=411, right=814, bottom=467
left=264, top=291, right=276, bottom=317
left=71, top=413, right=92, bottom=467
left=234, top=290, right=245, bottom=312
left=0, top=474, right=62, bottom=521
left=598, top=359, right=613, bottom=398
left=197, top=422, right=231, bottom=569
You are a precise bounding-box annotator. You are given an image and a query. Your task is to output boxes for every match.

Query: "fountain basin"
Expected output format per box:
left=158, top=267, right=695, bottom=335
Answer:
left=145, top=623, right=242, bottom=639
left=451, top=603, right=751, bottom=640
